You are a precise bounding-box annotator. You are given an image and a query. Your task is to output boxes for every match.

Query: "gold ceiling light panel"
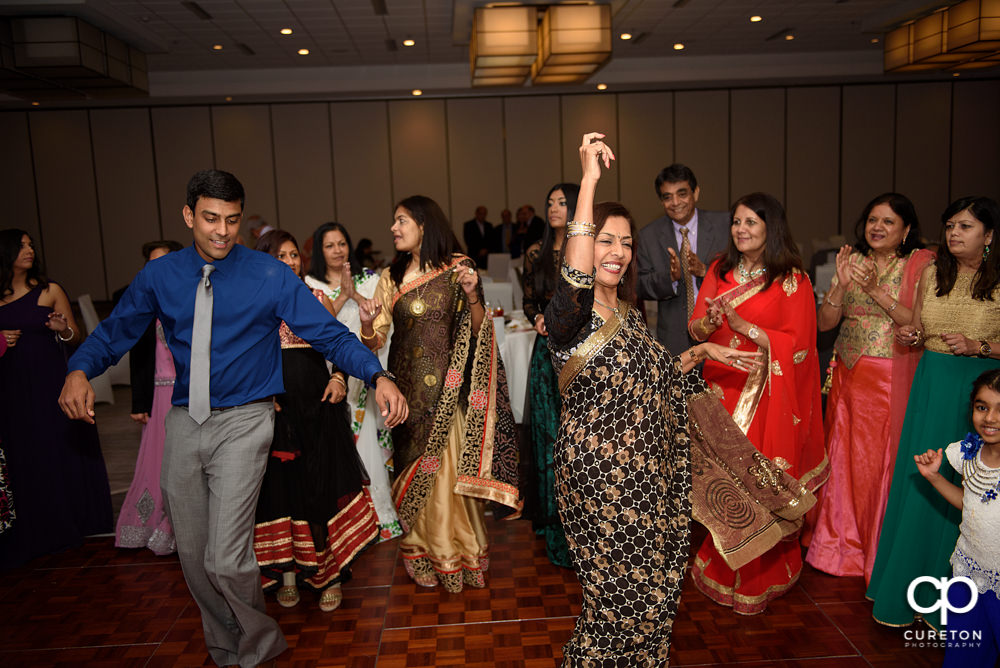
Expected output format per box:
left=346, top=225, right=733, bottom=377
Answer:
left=470, top=6, right=538, bottom=87
left=531, top=3, right=612, bottom=85
left=947, top=0, right=1000, bottom=52
left=884, top=1, right=1000, bottom=72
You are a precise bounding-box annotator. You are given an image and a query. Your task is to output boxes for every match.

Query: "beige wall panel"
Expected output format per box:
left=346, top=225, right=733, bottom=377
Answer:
left=212, top=105, right=277, bottom=227
left=150, top=106, right=214, bottom=236
left=271, top=103, right=336, bottom=248
left=730, top=88, right=785, bottom=202
left=388, top=100, right=450, bottom=221
left=895, top=83, right=951, bottom=228
left=330, top=101, right=394, bottom=257
left=0, top=112, right=40, bottom=243
left=504, top=95, right=561, bottom=219
left=952, top=79, right=1000, bottom=202
left=617, top=92, right=673, bottom=228
left=90, top=108, right=161, bottom=293
left=675, top=90, right=730, bottom=212
left=29, top=111, right=105, bottom=299
left=786, top=87, right=841, bottom=253
left=560, top=94, right=618, bottom=203
left=840, top=85, right=895, bottom=235
left=446, top=98, right=506, bottom=233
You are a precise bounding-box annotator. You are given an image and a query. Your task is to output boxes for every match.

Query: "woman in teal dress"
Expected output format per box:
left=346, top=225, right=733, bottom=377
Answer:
left=867, top=196, right=1000, bottom=629
left=521, top=182, right=579, bottom=568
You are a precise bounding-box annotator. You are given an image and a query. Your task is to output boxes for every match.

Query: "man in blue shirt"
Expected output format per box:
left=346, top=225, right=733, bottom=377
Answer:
left=59, top=170, right=407, bottom=667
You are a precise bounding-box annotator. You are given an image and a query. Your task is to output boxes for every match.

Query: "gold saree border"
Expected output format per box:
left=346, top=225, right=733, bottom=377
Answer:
left=391, top=256, right=465, bottom=310
left=558, top=304, right=629, bottom=395
left=713, top=277, right=769, bottom=434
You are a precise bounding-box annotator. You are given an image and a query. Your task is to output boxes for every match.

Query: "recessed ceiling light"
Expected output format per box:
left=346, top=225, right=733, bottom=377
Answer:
left=620, top=32, right=632, bottom=40
left=597, top=83, right=608, bottom=90
left=412, top=89, right=423, bottom=96
left=952, top=72, right=960, bottom=77
left=673, top=42, right=685, bottom=50
left=871, top=37, right=879, bottom=44
left=750, top=16, right=763, bottom=23
left=280, top=28, right=293, bottom=35
left=297, top=48, right=309, bottom=55
left=30, top=101, right=39, bottom=106
left=402, top=38, right=415, bottom=47
left=784, top=34, right=795, bottom=41
left=225, top=96, right=233, bottom=101
left=212, top=44, right=223, bottom=51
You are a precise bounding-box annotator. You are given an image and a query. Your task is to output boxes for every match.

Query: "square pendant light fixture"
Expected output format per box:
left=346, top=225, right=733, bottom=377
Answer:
left=531, top=4, right=612, bottom=84
left=470, top=6, right=538, bottom=86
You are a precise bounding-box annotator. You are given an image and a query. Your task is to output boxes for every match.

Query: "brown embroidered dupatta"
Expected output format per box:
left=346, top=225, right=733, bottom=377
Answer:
left=560, top=304, right=815, bottom=570
left=387, top=257, right=520, bottom=531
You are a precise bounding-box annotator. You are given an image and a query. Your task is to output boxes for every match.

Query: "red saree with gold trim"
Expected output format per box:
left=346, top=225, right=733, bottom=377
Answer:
left=688, top=264, right=827, bottom=615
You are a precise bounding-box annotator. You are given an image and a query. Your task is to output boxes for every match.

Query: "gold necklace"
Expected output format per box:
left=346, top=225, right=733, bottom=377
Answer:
left=406, top=265, right=432, bottom=316
left=593, top=296, right=621, bottom=319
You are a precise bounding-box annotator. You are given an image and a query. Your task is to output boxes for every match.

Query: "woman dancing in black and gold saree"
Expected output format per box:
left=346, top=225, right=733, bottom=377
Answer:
left=546, top=134, right=818, bottom=666
left=360, top=195, right=521, bottom=593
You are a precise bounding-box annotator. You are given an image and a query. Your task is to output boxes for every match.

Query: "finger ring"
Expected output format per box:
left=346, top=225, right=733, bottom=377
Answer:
left=468, top=268, right=474, bottom=275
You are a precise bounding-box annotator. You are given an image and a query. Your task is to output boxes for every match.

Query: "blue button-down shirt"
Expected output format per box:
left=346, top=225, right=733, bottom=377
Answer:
left=69, top=244, right=383, bottom=408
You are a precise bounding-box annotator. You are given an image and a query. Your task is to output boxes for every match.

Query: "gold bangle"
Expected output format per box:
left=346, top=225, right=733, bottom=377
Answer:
left=329, top=374, right=346, bottom=386
left=886, top=299, right=898, bottom=312
left=824, top=296, right=842, bottom=308
left=360, top=329, right=377, bottom=341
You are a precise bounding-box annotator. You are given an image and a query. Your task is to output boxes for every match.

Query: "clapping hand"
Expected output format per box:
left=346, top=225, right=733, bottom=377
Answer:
left=850, top=255, right=877, bottom=293
left=704, top=297, right=725, bottom=328
left=834, top=245, right=854, bottom=289
left=667, top=248, right=682, bottom=282
left=340, top=264, right=356, bottom=302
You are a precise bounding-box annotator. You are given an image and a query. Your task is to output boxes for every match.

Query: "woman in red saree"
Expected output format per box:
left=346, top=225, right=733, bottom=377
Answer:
left=688, top=192, right=828, bottom=615
left=360, top=195, right=520, bottom=592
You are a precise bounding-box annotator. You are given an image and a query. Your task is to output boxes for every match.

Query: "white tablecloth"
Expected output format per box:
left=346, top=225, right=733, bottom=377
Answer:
left=495, top=318, right=536, bottom=424
left=483, top=281, right=514, bottom=313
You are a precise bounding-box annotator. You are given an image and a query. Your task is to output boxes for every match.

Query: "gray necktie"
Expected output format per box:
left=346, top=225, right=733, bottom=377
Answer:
left=189, top=263, right=216, bottom=424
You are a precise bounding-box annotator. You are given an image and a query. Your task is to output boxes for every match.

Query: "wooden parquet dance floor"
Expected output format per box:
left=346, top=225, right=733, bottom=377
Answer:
left=0, top=518, right=945, bottom=667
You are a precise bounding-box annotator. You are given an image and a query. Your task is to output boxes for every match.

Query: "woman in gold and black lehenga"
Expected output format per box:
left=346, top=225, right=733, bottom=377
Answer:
left=545, top=134, right=819, bottom=666
left=359, top=195, right=520, bottom=592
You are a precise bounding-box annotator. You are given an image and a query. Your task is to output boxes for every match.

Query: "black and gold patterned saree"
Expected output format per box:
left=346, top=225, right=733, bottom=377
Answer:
left=372, top=255, right=520, bottom=592
left=546, top=262, right=815, bottom=667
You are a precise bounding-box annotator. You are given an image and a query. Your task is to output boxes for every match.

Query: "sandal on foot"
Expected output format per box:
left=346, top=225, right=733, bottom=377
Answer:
left=276, top=585, right=300, bottom=608
left=319, top=585, right=342, bottom=612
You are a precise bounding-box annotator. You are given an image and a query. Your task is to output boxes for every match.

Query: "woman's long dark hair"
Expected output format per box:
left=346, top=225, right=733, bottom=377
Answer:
left=533, top=183, right=580, bottom=299
left=935, top=196, right=1000, bottom=301
left=307, top=222, right=362, bottom=283
left=714, top=192, right=803, bottom=289
left=256, top=229, right=301, bottom=277
left=852, top=192, right=924, bottom=257
left=388, top=195, right=460, bottom=287
left=594, top=201, right=639, bottom=305
left=0, top=228, right=48, bottom=298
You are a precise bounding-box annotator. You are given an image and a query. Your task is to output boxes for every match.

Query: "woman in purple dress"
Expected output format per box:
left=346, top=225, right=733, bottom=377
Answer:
left=0, top=228, right=112, bottom=569
left=115, top=241, right=184, bottom=555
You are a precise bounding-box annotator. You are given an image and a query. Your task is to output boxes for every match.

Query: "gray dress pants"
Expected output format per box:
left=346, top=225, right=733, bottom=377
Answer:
left=161, top=402, right=286, bottom=667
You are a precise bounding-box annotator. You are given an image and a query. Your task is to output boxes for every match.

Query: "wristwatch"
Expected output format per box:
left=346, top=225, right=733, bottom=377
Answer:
left=370, top=370, right=398, bottom=386
left=980, top=340, right=993, bottom=358
left=747, top=324, right=760, bottom=341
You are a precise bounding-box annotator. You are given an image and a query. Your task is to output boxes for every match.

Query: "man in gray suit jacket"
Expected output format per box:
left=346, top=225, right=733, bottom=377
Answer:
left=637, top=164, right=730, bottom=355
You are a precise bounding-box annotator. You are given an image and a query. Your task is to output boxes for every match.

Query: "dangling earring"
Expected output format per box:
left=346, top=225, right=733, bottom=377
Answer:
left=985, top=245, right=992, bottom=261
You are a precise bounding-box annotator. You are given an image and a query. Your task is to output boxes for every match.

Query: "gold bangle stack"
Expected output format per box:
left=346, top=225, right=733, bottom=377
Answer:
left=329, top=374, right=346, bottom=387
left=566, top=220, right=596, bottom=238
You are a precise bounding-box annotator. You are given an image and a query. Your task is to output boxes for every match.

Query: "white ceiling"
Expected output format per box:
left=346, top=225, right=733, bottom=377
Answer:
left=0, top=0, right=995, bottom=104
